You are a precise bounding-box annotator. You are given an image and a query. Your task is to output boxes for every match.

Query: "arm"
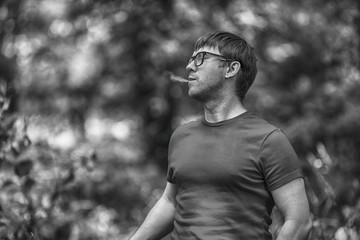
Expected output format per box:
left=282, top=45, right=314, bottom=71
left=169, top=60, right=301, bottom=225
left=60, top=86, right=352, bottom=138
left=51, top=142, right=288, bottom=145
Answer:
left=271, top=178, right=312, bottom=240
left=129, top=182, right=177, bottom=240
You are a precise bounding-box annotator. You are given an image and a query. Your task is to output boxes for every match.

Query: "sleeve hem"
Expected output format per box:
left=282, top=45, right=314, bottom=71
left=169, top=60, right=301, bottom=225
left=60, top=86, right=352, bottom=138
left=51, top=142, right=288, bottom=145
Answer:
left=267, top=169, right=303, bottom=191
left=167, top=177, right=175, bottom=184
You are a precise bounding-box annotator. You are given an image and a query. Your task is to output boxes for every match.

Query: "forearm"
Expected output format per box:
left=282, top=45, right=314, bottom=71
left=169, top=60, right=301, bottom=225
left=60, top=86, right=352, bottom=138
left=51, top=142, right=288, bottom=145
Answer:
left=276, top=218, right=312, bottom=240
left=129, top=196, right=176, bottom=240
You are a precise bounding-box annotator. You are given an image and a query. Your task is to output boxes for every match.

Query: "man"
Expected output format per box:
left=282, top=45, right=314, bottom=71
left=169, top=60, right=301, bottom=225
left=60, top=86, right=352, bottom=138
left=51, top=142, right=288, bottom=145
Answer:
left=129, top=31, right=312, bottom=240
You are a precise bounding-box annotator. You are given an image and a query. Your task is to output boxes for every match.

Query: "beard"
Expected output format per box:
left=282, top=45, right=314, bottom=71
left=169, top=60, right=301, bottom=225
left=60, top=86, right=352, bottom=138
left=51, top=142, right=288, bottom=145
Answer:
left=188, top=79, right=224, bottom=103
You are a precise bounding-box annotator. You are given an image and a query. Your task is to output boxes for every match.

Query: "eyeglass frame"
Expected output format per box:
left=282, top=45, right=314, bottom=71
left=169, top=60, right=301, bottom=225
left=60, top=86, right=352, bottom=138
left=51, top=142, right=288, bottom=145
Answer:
left=187, top=51, right=237, bottom=67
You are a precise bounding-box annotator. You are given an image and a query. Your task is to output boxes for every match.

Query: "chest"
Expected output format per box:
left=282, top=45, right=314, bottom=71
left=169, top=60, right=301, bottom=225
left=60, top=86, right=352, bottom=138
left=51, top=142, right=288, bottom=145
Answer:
left=168, top=129, right=263, bottom=185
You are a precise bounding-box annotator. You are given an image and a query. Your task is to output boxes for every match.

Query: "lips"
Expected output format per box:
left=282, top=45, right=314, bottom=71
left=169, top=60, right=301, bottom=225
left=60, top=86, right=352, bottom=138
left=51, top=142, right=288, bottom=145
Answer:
left=188, top=76, right=197, bottom=81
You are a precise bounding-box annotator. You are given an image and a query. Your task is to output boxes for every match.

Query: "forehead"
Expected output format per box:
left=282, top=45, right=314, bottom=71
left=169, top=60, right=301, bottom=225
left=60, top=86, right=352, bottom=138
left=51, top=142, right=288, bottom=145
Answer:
left=193, top=46, right=220, bottom=56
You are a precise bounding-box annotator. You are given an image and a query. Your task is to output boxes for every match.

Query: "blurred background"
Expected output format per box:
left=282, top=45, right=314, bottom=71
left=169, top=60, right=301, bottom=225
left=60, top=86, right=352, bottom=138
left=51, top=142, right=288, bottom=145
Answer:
left=0, top=0, right=359, bottom=239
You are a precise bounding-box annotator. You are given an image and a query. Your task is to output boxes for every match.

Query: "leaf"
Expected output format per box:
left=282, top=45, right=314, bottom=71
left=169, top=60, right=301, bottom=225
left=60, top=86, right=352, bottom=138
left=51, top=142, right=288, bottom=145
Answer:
left=0, top=220, right=6, bottom=228
left=0, top=156, right=13, bottom=172
left=1, top=179, right=15, bottom=189
left=11, top=141, right=20, bottom=156
left=62, top=168, right=75, bottom=185
left=22, top=177, right=36, bottom=194
left=0, top=115, right=16, bottom=142
left=23, top=135, right=31, bottom=146
left=3, top=115, right=17, bottom=129
left=0, top=96, right=10, bottom=113
left=51, top=189, right=60, bottom=203
left=14, top=160, right=33, bottom=177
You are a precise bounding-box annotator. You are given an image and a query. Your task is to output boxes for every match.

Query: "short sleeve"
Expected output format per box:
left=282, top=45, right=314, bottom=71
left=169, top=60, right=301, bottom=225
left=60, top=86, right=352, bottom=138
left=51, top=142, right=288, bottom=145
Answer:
left=167, top=166, right=175, bottom=183
left=259, top=129, right=303, bottom=191
left=166, top=131, right=176, bottom=184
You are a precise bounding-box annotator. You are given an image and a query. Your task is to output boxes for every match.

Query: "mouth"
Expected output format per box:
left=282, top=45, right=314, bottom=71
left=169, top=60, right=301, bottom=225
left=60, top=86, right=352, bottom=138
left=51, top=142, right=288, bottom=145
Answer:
left=188, top=76, right=197, bottom=81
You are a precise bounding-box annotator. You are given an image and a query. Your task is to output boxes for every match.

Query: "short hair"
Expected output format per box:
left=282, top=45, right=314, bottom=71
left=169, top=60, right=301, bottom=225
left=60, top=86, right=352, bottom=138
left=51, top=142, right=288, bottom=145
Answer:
left=194, top=31, right=257, bottom=103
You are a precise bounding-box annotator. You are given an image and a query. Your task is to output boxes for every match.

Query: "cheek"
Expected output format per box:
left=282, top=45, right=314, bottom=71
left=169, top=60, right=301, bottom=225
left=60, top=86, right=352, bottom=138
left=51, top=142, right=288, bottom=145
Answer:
left=204, top=68, right=224, bottom=84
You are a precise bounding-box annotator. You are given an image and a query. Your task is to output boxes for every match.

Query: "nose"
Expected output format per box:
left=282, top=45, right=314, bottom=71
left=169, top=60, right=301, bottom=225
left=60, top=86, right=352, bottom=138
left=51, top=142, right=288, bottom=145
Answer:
left=186, top=60, right=196, bottom=72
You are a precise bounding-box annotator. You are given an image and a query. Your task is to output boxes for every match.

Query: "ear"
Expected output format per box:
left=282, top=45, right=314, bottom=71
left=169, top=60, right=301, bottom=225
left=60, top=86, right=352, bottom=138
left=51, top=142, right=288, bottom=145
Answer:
left=224, top=61, right=241, bottom=79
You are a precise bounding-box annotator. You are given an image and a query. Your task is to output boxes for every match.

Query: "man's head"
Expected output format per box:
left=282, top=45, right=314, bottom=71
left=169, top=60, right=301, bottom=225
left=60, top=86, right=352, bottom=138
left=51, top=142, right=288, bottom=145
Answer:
left=189, top=31, right=257, bottom=103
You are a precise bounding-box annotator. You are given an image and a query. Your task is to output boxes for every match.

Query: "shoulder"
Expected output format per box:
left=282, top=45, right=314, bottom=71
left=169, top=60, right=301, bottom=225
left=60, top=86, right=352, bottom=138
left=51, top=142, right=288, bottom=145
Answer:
left=244, top=112, right=277, bottom=129
left=237, top=112, right=279, bottom=139
left=170, top=117, right=202, bottom=139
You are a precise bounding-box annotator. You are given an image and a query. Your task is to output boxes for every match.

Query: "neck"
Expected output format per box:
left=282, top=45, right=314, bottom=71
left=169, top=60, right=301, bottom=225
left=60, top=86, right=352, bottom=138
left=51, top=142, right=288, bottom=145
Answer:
left=203, top=94, right=247, bottom=123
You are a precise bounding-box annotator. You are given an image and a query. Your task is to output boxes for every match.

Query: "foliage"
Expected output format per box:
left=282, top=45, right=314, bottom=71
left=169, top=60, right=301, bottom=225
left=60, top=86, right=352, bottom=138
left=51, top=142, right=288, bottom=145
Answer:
left=0, top=85, right=166, bottom=239
left=0, top=88, right=106, bottom=239
left=0, top=0, right=359, bottom=239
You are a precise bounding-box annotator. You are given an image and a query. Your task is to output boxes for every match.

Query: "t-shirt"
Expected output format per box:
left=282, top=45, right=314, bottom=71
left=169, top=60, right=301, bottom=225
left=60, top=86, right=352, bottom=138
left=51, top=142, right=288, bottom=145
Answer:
left=166, top=111, right=303, bottom=240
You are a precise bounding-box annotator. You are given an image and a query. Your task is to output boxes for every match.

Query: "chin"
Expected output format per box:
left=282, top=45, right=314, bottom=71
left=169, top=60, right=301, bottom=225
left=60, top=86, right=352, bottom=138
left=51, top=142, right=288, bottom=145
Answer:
left=188, top=88, right=200, bottom=98
left=188, top=89, right=210, bottom=102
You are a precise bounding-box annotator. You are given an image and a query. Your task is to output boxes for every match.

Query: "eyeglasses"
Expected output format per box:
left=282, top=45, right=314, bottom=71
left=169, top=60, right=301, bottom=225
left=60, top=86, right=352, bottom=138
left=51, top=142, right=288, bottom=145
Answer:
left=187, top=51, right=236, bottom=67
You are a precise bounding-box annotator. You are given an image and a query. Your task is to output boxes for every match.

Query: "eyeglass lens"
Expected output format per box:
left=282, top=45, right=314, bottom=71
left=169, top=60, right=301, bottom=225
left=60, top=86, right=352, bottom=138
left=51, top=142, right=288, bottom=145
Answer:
left=188, top=52, right=205, bottom=66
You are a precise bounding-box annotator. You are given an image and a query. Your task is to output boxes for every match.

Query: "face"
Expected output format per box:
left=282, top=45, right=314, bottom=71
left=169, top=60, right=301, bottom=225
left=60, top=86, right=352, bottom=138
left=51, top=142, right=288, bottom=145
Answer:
left=186, top=46, right=227, bottom=102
